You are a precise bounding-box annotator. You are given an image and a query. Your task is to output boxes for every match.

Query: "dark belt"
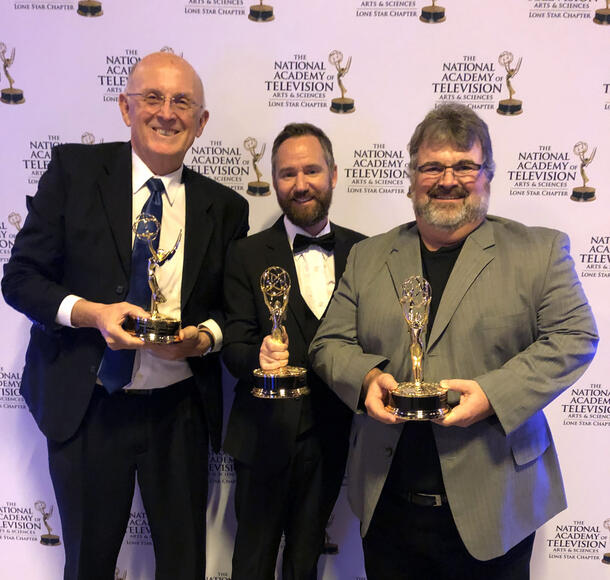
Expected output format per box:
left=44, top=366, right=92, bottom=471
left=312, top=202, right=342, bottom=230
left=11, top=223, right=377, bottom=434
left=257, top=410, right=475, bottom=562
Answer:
left=405, top=491, right=448, bottom=507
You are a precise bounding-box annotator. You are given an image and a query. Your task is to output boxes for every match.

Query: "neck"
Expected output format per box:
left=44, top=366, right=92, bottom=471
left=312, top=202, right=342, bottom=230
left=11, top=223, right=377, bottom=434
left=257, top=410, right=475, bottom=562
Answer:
left=417, top=218, right=483, bottom=251
left=301, top=218, right=328, bottom=237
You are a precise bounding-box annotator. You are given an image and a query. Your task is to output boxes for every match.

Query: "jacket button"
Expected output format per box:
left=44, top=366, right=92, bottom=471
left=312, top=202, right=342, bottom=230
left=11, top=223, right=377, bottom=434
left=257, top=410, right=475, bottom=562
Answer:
left=384, top=447, right=393, bottom=457
left=115, top=285, right=124, bottom=295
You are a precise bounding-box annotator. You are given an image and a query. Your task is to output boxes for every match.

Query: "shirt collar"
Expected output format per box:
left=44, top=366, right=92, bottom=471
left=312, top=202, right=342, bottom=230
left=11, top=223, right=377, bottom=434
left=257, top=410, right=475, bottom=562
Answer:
left=131, top=150, right=183, bottom=205
left=283, top=215, right=331, bottom=250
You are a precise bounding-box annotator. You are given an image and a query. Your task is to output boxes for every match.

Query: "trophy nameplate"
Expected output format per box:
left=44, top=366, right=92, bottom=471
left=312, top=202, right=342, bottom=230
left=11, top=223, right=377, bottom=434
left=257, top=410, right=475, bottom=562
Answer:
left=385, top=276, right=450, bottom=421
left=252, top=267, right=309, bottom=398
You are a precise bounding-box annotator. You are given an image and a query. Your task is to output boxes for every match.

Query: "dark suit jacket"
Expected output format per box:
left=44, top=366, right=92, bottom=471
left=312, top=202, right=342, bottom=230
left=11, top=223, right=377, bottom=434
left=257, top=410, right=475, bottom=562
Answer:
left=222, top=216, right=365, bottom=473
left=2, top=141, right=249, bottom=450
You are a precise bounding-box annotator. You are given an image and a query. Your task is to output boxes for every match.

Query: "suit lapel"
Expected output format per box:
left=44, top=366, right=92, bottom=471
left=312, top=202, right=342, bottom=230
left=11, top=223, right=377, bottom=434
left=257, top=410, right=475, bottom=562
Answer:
left=96, top=143, right=132, bottom=279
left=427, top=220, right=495, bottom=349
left=181, top=167, right=213, bottom=310
left=385, top=223, right=423, bottom=305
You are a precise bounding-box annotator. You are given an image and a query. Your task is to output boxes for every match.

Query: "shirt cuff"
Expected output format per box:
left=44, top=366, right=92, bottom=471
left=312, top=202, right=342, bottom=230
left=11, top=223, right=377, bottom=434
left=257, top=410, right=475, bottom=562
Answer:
left=199, top=319, right=222, bottom=353
left=55, top=294, right=83, bottom=328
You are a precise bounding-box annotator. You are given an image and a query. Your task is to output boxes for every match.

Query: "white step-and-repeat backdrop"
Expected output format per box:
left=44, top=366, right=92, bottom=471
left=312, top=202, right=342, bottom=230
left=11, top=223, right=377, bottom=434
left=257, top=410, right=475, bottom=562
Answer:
left=1, top=1, right=608, bottom=578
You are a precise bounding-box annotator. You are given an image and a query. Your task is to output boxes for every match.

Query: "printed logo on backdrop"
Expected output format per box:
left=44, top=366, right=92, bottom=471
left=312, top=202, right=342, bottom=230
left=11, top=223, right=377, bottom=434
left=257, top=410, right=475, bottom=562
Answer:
left=77, top=0, right=103, bottom=17
left=12, top=1, right=74, bottom=14
left=345, top=143, right=408, bottom=195
left=497, top=51, right=523, bottom=116
left=0, top=365, right=25, bottom=409
left=571, top=141, right=597, bottom=202
left=99, top=50, right=140, bottom=103
left=244, top=137, right=271, bottom=196
left=322, top=514, right=339, bottom=555
left=34, top=500, right=61, bottom=546
left=208, top=450, right=236, bottom=485
left=603, top=520, right=610, bottom=564
left=0, top=43, right=25, bottom=105
left=507, top=145, right=575, bottom=199
left=249, top=0, right=274, bottom=21
left=0, top=219, right=16, bottom=265
left=560, top=382, right=609, bottom=426
left=432, top=55, right=502, bottom=111
left=528, top=0, right=606, bottom=23
left=604, top=79, right=610, bottom=110
left=545, top=518, right=608, bottom=562
left=114, top=567, right=127, bottom=580
left=578, top=234, right=610, bottom=279
left=184, top=0, right=247, bottom=18
left=420, top=0, right=446, bottom=22
left=267, top=54, right=333, bottom=111
left=0, top=501, right=44, bottom=543
left=187, top=139, right=249, bottom=194
left=126, top=510, right=151, bottom=546
left=329, top=51, right=355, bottom=114
left=354, top=0, right=418, bottom=18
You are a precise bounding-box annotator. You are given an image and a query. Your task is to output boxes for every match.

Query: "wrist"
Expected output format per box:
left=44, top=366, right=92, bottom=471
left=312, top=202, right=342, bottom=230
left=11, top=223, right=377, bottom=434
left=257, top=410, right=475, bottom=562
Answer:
left=196, top=323, right=215, bottom=356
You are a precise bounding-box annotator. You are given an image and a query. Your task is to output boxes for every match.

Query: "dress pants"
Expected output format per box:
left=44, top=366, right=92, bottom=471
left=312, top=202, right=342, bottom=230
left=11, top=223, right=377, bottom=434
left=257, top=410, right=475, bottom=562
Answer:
left=231, top=427, right=347, bottom=580
left=362, top=489, right=535, bottom=580
left=47, top=378, right=209, bottom=580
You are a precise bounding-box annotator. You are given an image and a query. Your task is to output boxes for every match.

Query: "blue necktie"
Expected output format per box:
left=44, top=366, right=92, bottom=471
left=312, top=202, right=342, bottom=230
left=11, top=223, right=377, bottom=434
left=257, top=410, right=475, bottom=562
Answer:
left=98, top=178, right=165, bottom=393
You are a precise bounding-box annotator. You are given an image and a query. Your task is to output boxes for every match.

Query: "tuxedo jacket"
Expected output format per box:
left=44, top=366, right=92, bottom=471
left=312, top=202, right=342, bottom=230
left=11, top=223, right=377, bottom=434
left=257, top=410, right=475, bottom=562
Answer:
left=310, top=216, right=598, bottom=560
left=2, top=142, right=249, bottom=450
left=222, top=217, right=365, bottom=473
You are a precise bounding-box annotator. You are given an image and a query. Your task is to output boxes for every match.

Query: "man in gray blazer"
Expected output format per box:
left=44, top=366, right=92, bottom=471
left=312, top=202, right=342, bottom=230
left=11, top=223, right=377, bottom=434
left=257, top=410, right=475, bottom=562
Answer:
left=309, top=104, right=598, bottom=579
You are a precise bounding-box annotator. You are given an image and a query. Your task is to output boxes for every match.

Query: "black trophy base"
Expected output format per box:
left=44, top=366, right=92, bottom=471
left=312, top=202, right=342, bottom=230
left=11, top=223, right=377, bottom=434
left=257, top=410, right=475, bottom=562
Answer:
left=385, top=382, right=450, bottom=421
left=571, top=187, right=596, bottom=202
left=40, top=534, right=61, bottom=546
left=497, top=99, right=523, bottom=116
left=248, top=5, right=274, bottom=21
left=252, top=366, right=309, bottom=398
left=330, top=98, right=355, bottom=114
left=77, top=0, right=103, bottom=16
left=1, top=88, right=25, bottom=105
left=420, top=6, right=446, bottom=23
left=131, top=315, right=181, bottom=344
left=247, top=181, right=271, bottom=196
left=593, top=9, right=610, bottom=24
left=602, top=552, right=610, bottom=564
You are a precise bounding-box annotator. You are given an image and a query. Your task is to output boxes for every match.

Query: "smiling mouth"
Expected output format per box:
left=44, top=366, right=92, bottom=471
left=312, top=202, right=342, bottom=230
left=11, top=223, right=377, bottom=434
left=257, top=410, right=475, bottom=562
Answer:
left=152, top=128, right=179, bottom=137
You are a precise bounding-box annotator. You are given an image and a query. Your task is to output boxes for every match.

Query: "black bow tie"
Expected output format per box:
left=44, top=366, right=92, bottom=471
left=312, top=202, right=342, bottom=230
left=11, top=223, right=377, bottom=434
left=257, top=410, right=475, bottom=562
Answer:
left=293, top=232, right=336, bottom=254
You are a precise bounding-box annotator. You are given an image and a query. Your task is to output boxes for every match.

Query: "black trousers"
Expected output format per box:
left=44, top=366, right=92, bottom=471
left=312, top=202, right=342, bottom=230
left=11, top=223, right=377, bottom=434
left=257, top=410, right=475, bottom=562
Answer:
left=363, top=490, right=535, bottom=580
left=231, top=428, right=347, bottom=580
left=47, top=379, right=209, bottom=580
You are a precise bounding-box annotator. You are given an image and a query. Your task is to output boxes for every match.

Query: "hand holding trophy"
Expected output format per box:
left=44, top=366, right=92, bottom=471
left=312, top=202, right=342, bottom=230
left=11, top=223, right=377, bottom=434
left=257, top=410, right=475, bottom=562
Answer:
left=385, top=276, right=450, bottom=420
left=252, top=266, right=309, bottom=398
left=128, top=212, right=183, bottom=343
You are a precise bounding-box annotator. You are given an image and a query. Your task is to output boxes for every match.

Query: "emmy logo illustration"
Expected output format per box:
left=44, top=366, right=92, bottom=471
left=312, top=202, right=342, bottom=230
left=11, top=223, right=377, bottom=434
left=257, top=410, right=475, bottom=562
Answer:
left=244, top=137, right=271, bottom=196
left=34, top=501, right=61, bottom=546
left=1, top=43, right=25, bottom=105
left=115, top=568, right=127, bottom=580
left=420, top=0, right=446, bottom=23
left=81, top=131, right=104, bottom=145
left=497, top=51, right=523, bottom=116
left=8, top=212, right=22, bottom=232
left=571, top=141, right=597, bottom=202
left=602, top=519, right=610, bottom=564
left=594, top=0, right=610, bottom=24
left=248, top=0, right=274, bottom=22
left=77, top=0, right=103, bottom=17
left=329, top=50, right=355, bottom=114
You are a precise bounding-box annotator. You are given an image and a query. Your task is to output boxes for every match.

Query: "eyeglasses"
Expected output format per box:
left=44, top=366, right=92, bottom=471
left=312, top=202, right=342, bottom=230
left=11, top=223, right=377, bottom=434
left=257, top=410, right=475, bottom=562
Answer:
left=125, top=91, right=203, bottom=113
left=416, top=161, right=485, bottom=180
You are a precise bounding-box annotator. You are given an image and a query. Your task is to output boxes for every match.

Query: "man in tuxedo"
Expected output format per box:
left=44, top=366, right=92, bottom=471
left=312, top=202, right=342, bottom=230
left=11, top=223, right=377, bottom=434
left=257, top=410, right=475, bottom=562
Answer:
left=2, top=52, right=248, bottom=579
left=309, top=104, right=598, bottom=579
left=222, top=123, right=365, bottom=579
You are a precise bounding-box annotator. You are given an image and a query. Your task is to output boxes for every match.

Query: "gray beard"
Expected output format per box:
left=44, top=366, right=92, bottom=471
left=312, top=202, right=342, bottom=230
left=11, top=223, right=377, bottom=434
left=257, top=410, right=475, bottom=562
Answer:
left=414, top=193, right=489, bottom=231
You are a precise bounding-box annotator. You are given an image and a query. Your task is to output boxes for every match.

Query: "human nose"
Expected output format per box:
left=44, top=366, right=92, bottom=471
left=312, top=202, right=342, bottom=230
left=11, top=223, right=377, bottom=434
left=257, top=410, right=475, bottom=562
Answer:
left=294, top=171, right=308, bottom=191
left=156, top=96, right=176, bottom=118
left=438, top=165, right=458, bottom=186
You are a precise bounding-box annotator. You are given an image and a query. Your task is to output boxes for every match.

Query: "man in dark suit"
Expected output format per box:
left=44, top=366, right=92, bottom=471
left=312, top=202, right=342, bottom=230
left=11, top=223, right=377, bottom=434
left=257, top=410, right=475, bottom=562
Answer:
left=2, top=52, right=248, bottom=580
left=222, top=123, right=365, bottom=580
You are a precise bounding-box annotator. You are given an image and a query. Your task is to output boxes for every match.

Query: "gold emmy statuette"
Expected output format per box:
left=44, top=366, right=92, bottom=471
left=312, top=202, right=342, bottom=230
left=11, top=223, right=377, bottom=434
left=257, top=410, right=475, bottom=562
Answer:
left=385, top=276, right=450, bottom=421
left=594, top=0, right=610, bottom=24
left=77, top=0, right=103, bottom=17
left=420, top=0, right=446, bottom=23
left=248, top=0, right=274, bottom=22
left=329, top=50, right=355, bottom=114
left=571, top=141, right=597, bottom=202
left=115, top=568, right=127, bottom=580
left=34, top=501, right=61, bottom=546
left=8, top=212, right=22, bottom=232
left=252, top=267, right=309, bottom=399
left=0, top=43, right=25, bottom=105
left=602, top=519, right=610, bottom=564
left=497, top=51, right=523, bottom=116
left=244, top=137, right=271, bottom=196
left=128, top=213, right=182, bottom=343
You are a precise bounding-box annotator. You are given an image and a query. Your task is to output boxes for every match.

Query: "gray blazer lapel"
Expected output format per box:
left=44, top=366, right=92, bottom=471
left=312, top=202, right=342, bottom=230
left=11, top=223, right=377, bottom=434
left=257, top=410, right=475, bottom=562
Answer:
left=428, top=220, right=495, bottom=349
left=96, top=143, right=132, bottom=279
left=385, top=223, right=423, bottom=303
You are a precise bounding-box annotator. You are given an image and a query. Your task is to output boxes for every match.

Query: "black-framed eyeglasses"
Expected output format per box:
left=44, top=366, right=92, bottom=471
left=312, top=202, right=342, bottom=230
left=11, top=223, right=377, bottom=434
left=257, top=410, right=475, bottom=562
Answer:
left=416, top=161, right=485, bottom=179
left=125, top=91, right=203, bottom=113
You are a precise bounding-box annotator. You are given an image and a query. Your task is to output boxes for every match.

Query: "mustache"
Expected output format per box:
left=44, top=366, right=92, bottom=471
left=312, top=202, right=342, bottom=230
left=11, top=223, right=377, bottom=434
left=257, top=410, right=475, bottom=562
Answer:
left=427, top=184, right=469, bottom=198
